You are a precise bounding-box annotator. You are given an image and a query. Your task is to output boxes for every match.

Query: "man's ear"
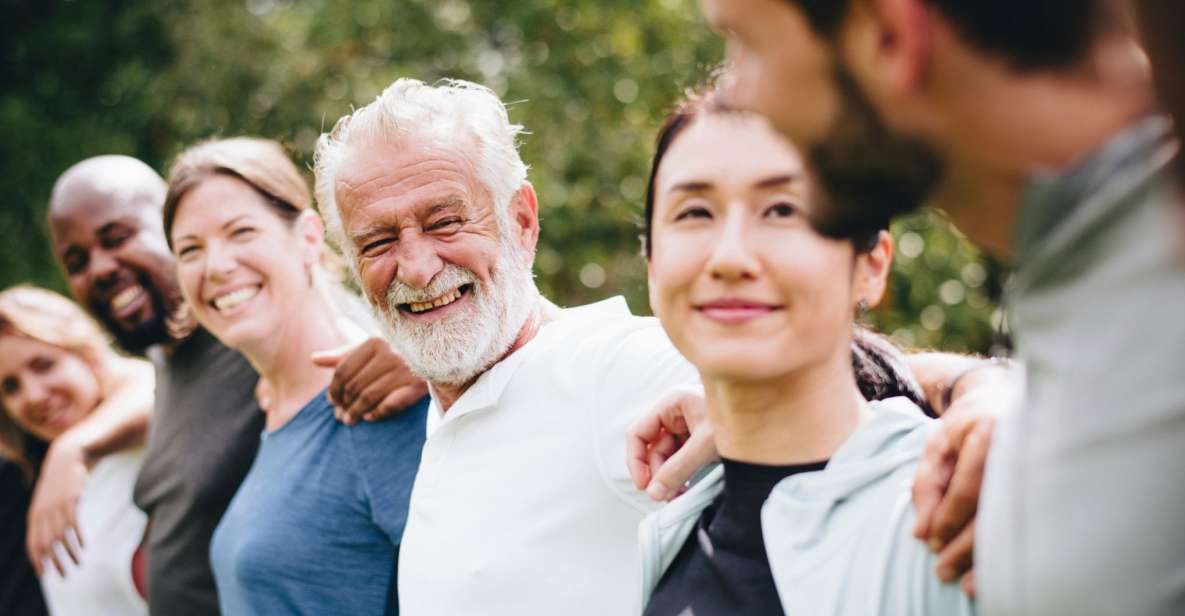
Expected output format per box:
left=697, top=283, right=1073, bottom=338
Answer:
left=509, top=183, right=541, bottom=258
left=840, top=0, right=934, bottom=97
left=854, top=230, right=893, bottom=309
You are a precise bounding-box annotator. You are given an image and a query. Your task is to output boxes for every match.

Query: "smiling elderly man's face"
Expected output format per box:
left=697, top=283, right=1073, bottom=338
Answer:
left=333, top=138, right=538, bottom=385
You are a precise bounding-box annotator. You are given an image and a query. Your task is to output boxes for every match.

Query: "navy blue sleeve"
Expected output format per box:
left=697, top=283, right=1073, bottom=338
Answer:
left=347, top=396, right=430, bottom=544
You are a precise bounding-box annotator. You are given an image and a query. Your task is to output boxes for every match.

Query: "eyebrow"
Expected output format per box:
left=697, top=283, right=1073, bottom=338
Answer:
left=97, top=218, right=136, bottom=235
left=173, top=214, right=253, bottom=245
left=668, top=181, right=712, bottom=194
left=667, top=173, right=802, bottom=195
left=349, top=225, right=389, bottom=247
left=753, top=174, right=801, bottom=190
left=425, top=197, right=464, bottom=217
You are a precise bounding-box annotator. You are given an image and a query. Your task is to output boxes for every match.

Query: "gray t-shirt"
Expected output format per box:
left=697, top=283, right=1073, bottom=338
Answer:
left=133, top=327, right=262, bottom=615
left=979, top=116, right=1185, bottom=615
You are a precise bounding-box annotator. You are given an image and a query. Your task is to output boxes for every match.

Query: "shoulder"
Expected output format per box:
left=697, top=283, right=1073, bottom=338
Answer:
left=541, top=297, right=691, bottom=386
left=345, top=396, right=429, bottom=464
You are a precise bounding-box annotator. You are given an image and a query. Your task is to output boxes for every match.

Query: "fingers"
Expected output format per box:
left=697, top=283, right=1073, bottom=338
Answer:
left=311, top=343, right=353, bottom=368
left=363, top=383, right=430, bottom=422
left=912, top=425, right=954, bottom=540
left=935, top=520, right=975, bottom=583
left=342, top=371, right=399, bottom=421
left=330, top=339, right=427, bottom=424
left=325, top=339, right=377, bottom=407
left=627, top=413, right=664, bottom=490
left=646, top=427, right=718, bottom=501
left=961, top=569, right=976, bottom=598
left=928, top=418, right=992, bottom=549
left=28, top=505, right=84, bottom=578
left=628, top=385, right=712, bottom=500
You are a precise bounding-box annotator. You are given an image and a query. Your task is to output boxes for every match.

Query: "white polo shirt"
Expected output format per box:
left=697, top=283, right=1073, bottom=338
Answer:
left=397, top=297, right=699, bottom=616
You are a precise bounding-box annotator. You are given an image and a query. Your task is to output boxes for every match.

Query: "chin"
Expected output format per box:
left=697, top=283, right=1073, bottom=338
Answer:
left=685, top=342, right=796, bottom=383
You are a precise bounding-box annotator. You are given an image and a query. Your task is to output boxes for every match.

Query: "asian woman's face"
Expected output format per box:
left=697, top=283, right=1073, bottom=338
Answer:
left=647, top=113, right=890, bottom=382
left=170, top=174, right=322, bottom=353
left=0, top=334, right=102, bottom=442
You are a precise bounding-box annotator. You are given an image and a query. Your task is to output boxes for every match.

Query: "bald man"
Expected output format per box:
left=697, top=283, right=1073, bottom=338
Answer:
left=40, top=155, right=425, bottom=614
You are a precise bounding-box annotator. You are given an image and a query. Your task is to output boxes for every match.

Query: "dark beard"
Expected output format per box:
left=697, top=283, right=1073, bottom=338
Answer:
left=91, top=271, right=183, bottom=354
left=806, top=65, right=945, bottom=239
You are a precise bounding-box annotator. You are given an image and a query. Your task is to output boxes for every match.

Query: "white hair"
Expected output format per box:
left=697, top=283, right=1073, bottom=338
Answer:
left=313, top=78, right=528, bottom=259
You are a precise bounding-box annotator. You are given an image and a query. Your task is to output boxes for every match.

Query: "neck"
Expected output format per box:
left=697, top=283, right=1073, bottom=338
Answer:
left=241, top=289, right=353, bottom=428
left=431, top=296, right=557, bottom=412
left=927, top=33, right=1153, bottom=259
left=704, top=349, right=868, bottom=466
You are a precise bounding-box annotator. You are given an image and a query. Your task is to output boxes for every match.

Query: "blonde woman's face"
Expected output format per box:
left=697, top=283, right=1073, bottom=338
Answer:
left=0, top=334, right=102, bottom=442
left=170, top=174, right=320, bottom=353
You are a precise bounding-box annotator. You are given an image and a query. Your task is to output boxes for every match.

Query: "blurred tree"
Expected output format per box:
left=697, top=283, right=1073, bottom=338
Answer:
left=0, top=0, right=1000, bottom=353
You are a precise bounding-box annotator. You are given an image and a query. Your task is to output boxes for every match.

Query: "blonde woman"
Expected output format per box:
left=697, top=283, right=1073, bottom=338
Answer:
left=0, top=286, right=154, bottom=615
left=163, top=138, right=428, bottom=615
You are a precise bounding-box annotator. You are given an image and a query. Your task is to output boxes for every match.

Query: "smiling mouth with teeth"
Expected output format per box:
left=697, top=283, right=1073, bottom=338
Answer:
left=401, top=285, right=471, bottom=314
left=110, top=285, right=145, bottom=313
left=211, top=286, right=262, bottom=313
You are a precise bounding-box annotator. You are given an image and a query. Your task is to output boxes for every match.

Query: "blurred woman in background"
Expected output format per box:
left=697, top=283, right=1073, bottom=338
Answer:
left=162, top=137, right=427, bottom=615
left=637, top=95, right=975, bottom=615
left=0, top=285, right=153, bottom=615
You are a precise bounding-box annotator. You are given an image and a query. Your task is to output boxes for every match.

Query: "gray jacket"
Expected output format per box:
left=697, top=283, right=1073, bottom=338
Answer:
left=638, top=397, right=976, bottom=615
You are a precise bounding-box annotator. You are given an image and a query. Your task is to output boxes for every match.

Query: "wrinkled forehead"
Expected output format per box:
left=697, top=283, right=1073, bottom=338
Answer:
left=334, top=137, right=486, bottom=214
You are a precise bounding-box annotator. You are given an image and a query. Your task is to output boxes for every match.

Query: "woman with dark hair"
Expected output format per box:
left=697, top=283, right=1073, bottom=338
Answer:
left=163, top=137, right=427, bottom=615
left=637, top=95, right=974, bottom=615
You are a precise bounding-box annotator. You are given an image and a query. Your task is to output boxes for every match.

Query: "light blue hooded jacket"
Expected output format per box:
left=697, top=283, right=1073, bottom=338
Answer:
left=638, top=397, right=976, bottom=615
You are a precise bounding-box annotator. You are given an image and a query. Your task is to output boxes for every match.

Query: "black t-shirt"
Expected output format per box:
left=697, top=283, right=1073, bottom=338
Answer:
left=643, top=457, right=829, bottom=616
left=1, top=441, right=48, bottom=616
left=133, top=328, right=263, bottom=615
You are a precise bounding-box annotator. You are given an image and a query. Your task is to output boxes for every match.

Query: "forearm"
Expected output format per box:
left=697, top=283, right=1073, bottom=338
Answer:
left=59, top=357, right=154, bottom=461
left=905, top=352, right=983, bottom=415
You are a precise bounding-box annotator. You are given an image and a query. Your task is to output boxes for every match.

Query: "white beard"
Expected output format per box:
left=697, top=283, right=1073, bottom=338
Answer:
left=373, top=240, right=538, bottom=386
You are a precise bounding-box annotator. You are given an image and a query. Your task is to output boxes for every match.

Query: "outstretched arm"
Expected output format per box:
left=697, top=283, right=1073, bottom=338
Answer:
left=28, top=356, right=154, bottom=576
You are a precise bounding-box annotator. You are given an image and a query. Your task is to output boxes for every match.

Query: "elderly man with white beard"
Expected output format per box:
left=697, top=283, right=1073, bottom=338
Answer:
left=314, top=78, right=998, bottom=615
left=313, top=78, right=699, bottom=616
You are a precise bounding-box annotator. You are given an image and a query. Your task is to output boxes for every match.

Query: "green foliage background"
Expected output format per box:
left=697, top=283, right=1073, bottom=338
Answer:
left=1, top=0, right=1001, bottom=353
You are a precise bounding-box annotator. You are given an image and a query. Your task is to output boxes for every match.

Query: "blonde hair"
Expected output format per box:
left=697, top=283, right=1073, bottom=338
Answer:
left=163, top=136, right=346, bottom=279
left=0, top=286, right=118, bottom=482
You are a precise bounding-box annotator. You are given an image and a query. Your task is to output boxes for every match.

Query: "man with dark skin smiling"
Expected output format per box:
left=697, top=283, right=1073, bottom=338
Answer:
left=41, top=154, right=425, bottom=615
left=693, top=1, right=1185, bottom=614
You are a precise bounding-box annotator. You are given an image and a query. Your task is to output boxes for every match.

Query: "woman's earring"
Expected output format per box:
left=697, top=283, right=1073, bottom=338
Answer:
left=855, top=299, right=869, bottom=317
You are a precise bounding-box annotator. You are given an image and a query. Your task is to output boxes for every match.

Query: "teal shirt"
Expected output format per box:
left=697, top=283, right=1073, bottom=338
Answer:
left=210, top=389, right=428, bottom=615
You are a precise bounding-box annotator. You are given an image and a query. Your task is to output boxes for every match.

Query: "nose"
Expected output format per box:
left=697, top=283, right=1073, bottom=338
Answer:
left=706, top=207, right=759, bottom=282
left=203, top=241, right=238, bottom=281
left=394, top=235, right=444, bottom=290
left=20, top=377, right=50, bottom=420
left=90, top=249, right=121, bottom=286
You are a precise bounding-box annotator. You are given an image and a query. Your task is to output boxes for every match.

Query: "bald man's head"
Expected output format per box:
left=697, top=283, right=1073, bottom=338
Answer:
left=48, top=155, right=183, bottom=352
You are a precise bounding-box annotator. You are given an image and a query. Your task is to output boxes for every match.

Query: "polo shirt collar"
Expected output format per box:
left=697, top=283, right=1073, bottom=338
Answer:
left=426, top=296, right=633, bottom=434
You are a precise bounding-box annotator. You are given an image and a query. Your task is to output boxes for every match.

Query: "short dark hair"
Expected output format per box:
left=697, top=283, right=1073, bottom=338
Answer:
left=788, top=0, right=1100, bottom=71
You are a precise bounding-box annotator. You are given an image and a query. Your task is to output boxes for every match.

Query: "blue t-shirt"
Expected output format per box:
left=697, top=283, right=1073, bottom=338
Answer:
left=210, top=389, right=428, bottom=615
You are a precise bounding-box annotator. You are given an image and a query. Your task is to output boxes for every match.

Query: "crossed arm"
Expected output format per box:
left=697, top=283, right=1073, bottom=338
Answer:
left=28, top=355, right=154, bottom=576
